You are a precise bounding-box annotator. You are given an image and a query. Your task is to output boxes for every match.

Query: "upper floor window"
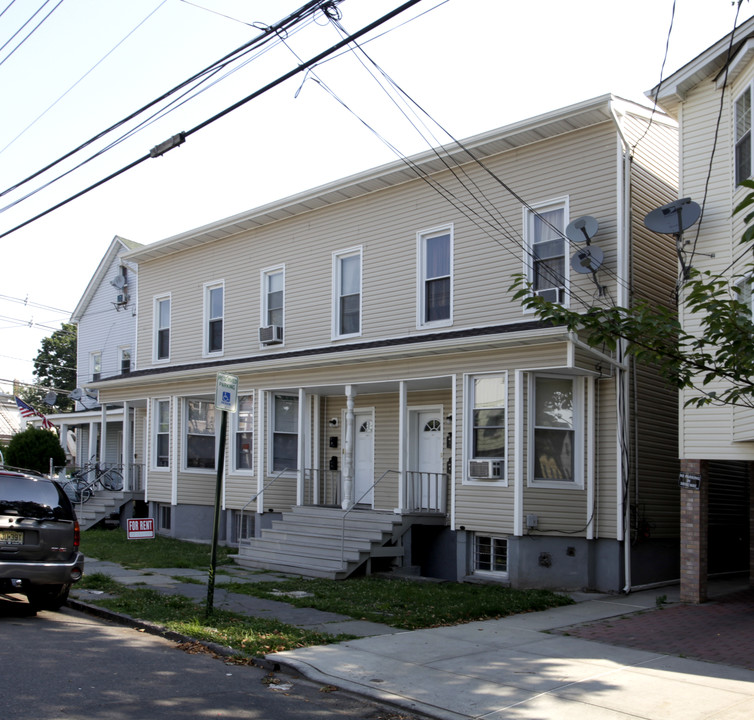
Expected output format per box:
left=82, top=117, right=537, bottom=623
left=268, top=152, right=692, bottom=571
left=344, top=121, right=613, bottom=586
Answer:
left=530, top=375, right=582, bottom=488
left=204, top=281, right=224, bottom=355
left=736, top=87, right=752, bottom=186
left=271, top=393, right=298, bottom=472
left=153, top=399, right=170, bottom=469
left=120, top=347, right=131, bottom=374
left=465, top=373, right=506, bottom=483
left=185, top=399, right=216, bottom=470
left=154, top=295, right=171, bottom=362
left=260, top=267, right=284, bottom=344
left=418, top=226, right=453, bottom=327
left=233, top=394, right=254, bottom=472
left=333, top=248, right=362, bottom=338
left=526, top=200, right=568, bottom=305
left=90, top=351, right=101, bottom=382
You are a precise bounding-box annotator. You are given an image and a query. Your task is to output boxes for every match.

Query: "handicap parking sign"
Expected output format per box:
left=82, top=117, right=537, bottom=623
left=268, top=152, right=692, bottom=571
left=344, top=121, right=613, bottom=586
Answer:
left=215, top=373, right=238, bottom=412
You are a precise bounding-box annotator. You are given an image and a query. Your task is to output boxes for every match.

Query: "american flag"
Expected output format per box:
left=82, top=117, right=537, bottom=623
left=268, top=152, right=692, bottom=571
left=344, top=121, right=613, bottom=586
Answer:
left=15, top=396, right=54, bottom=431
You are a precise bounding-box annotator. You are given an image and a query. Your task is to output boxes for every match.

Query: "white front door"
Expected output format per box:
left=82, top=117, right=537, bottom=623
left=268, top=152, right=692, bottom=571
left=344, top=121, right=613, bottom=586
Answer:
left=353, top=410, right=375, bottom=505
left=411, top=409, right=443, bottom=508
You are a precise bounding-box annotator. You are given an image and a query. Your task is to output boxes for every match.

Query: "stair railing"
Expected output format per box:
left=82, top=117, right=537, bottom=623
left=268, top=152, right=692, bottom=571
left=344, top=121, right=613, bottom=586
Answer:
left=237, top=468, right=291, bottom=546
left=340, top=469, right=399, bottom=564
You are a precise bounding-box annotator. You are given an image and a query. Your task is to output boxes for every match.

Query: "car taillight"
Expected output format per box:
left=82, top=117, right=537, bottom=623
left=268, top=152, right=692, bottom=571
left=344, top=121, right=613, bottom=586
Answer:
left=74, top=519, right=80, bottom=550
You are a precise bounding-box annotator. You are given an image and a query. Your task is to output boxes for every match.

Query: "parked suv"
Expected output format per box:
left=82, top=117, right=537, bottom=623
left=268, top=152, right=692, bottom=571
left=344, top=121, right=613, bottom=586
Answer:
left=0, top=470, right=84, bottom=611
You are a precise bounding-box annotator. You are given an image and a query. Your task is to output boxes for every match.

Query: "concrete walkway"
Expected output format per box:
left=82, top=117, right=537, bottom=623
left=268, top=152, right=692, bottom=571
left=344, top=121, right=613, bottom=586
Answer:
left=71, top=561, right=754, bottom=720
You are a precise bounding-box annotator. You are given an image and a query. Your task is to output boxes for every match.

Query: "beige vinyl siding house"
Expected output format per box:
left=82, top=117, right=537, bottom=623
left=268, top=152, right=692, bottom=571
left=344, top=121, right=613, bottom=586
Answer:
left=94, top=94, right=680, bottom=591
left=651, top=17, right=754, bottom=601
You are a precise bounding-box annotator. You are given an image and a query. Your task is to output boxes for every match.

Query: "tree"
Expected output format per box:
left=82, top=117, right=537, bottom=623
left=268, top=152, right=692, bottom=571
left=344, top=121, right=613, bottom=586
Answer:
left=512, top=184, right=754, bottom=409
left=18, top=323, right=77, bottom=413
left=6, top=426, right=66, bottom=474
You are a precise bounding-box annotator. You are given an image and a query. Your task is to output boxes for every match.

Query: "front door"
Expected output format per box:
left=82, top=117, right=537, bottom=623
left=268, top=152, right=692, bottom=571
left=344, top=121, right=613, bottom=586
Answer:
left=353, top=410, right=375, bottom=506
left=411, top=409, right=443, bottom=509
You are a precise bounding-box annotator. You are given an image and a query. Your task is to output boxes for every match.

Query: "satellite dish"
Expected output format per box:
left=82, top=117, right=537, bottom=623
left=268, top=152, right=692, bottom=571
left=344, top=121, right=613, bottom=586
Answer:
left=112, top=273, right=126, bottom=289
left=566, top=216, right=599, bottom=245
left=70, top=388, right=84, bottom=401
left=571, top=246, right=604, bottom=274
left=43, top=391, right=57, bottom=406
left=644, top=198, right=701, bottom=235
left=85, top=389, right=99, bottom=400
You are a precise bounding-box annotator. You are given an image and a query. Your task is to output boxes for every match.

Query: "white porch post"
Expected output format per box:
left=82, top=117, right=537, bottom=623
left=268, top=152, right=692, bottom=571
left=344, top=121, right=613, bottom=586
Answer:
left=398, top=381, right=407, bottom=512
left=87, top=420, right=98, bottom=463
left=312, top=394, right=321, bottom=505
left=100, top=403, right=107, bottom=463
left=296, top=388, right=306, bottom=507
left=122, top=402, right=132, bottom=492
left=341, top=385, right=356, bottom=509
left=59, top=422, right=68, bottom=454
left=514, top=371, right=524, bottom=537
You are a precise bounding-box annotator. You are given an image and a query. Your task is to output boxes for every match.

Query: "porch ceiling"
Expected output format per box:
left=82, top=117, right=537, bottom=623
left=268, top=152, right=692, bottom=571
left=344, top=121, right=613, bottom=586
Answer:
left=270, top=376, right=453, bottom=396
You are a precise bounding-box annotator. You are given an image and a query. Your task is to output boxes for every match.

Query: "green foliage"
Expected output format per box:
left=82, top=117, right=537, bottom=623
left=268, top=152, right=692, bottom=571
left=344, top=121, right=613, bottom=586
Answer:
left=18, top=323, right=77, bottom=413
left=510, top=185, right=754, bottom=409
left=6, top=426, right=65, bottom=473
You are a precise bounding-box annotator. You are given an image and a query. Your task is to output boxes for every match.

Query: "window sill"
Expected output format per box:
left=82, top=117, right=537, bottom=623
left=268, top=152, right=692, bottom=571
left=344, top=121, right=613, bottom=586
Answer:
left=528, top=479, right=583, bottom=490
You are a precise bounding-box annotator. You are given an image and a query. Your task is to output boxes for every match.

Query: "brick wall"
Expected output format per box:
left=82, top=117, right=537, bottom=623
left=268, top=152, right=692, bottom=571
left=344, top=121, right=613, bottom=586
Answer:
left=679, top=458, right=708, bottom=604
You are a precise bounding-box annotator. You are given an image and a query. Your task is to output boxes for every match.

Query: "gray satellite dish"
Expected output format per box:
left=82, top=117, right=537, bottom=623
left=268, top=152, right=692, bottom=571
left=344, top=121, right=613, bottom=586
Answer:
left=644, top=198, right=701, bottom=235
left=112, top=273, right=126, bottom=289
left=43, top=391, right=57, bottom=406
left=571, top=246, right=604, bottom=274
left=70, top=388, right=84, bottom=401
left=566, top=216, right=599, bottom=245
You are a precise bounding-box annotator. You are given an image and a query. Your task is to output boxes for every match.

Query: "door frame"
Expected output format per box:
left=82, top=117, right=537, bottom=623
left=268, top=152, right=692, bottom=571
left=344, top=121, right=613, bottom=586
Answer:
left=343, top=406, right=375, bottom=507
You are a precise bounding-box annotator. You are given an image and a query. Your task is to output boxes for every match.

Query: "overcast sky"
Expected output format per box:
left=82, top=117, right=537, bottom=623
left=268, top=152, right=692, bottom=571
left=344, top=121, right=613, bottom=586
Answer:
left=1, top=0, right=752, bottom=391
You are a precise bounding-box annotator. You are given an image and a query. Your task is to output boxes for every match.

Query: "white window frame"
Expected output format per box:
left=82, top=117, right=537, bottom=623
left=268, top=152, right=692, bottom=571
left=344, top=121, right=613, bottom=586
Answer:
left=332, top=246, right=362, bottom=339
left=472, top=534, right=508, bottom=577
left=528, top=374, right=584, bottom=489
left=183, top=398, right=217, bottom=473
left=119, top=346, right=132, bottom=374
left=267, top=392, right=298, bottom=474
left=735, top=85, right=752, bottom=186
left=90, top=351, right=102, bottom=382
left=203, top=280, right=224, bottom=357
left=463, top=372, right=508, bottom=486
left=152, top=398, right=170, bottom=471
left=153, top=294, right=171, bottom=363
left=231, top=392, right=254, bottom=474
left=523, top=197, right=569, bottom=309
left=260, top=265, right=285, bottom=344
left=417, top=224, right=453, bottom=328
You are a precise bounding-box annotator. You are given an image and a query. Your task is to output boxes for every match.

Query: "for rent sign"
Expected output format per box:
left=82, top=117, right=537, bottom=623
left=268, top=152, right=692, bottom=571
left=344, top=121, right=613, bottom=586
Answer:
left=127, top=518, right=155, bottom=539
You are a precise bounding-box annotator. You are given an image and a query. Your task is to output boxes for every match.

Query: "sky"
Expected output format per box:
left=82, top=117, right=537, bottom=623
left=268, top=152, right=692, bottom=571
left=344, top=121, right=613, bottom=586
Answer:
left=1, top=0, right=753, bottom=391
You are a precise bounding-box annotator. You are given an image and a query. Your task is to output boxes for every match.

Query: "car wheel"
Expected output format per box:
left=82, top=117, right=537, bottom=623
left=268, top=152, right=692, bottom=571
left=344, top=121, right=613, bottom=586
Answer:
left=26, top=583, right=71, bottom=611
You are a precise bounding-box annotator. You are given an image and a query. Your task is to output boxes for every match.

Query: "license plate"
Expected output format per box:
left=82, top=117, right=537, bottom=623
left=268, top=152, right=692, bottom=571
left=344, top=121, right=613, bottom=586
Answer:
left=0, top=530, right=23, bottom=545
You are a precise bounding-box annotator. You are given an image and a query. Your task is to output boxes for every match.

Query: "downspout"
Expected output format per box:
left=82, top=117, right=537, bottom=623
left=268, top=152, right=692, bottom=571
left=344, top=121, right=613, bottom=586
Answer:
left=609, top=98, right=634, bottom=594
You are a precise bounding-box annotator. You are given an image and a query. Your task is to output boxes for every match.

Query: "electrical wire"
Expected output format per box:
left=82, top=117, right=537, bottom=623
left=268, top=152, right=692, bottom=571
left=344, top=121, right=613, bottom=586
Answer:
left=0, top=0, right=64, bottom=69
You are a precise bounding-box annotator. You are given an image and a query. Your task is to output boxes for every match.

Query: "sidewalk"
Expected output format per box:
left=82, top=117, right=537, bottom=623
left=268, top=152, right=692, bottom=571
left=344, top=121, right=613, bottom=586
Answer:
left=70, top=561, right=754, bottom=720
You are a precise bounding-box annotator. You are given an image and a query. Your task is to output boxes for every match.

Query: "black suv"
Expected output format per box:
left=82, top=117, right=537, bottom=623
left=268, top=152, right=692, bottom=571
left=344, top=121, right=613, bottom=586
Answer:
left=0, top=470, right=84, bottom=611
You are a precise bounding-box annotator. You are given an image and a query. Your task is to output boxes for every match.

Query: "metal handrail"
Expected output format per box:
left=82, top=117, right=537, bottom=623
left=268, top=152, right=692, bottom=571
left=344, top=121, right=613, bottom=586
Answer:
left=237, top=468, right=290, bottom=546
left=340, top=469, right=400, bottom=564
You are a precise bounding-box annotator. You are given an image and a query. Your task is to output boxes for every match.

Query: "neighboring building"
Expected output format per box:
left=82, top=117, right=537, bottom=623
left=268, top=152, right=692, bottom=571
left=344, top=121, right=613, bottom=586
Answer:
left=0, top=393, right=22, bottom=447
left=651, top=18, right=754, bottom=603
left=94, top=95, right=679, bottom=591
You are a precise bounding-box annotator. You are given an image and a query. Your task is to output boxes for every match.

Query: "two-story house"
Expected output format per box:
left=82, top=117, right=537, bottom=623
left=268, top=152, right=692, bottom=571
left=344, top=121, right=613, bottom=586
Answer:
left=651, top=17, right=754, bottom=603
left=94, top=94, right=679, bottom=592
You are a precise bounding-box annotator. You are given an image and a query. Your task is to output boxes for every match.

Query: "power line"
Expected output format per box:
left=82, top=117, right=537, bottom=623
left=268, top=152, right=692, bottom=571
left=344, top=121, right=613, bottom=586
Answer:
left=0, top=293, right=71, bottom=314
left=0, top=0, right=427, bottom=241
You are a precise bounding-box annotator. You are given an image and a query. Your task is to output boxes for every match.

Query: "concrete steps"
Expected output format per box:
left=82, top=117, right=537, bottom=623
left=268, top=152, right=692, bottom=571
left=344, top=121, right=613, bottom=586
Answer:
left=75, top=490, right=134, bottom=531
left=234, top=506, right=406, bottom=579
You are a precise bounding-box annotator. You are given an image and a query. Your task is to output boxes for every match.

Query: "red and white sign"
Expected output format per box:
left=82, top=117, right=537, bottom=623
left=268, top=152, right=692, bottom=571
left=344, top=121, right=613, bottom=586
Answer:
left=127, top=518, right=155, bottom=539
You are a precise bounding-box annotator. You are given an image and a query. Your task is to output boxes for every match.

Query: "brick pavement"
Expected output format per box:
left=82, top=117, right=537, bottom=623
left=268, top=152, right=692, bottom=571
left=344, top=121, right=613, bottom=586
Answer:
left=560, top=587, right=754, bottom=670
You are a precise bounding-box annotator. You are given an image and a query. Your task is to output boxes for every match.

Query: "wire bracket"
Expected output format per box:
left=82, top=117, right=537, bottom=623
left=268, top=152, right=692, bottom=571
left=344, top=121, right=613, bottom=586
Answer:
left=150, top=132, right=186, bottom=158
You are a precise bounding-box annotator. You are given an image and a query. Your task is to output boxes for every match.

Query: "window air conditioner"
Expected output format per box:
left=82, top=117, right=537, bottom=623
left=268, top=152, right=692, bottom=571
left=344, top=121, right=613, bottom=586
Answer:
left=534, top=287, right=563, bottom=303
left=259, top=325, right=283, bottom=345
left=116, top=294, right=128, bottom=305
left=468, top=459, right=502, bottom=479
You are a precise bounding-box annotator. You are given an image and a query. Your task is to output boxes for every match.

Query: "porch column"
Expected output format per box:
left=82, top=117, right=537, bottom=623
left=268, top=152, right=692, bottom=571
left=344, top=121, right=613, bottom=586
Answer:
left=341, top=385, right=356, bottom=509
left=680, top=458, right=709, bottom=604
left=122, top=402, right=132, bottom=491
left=513, top=371, right=524, bottom=537
left=87, top=420, right=98, bottom=463
left=100, top=403, right=108, bottom=462
left=58, top=422, right=68, bottom=455
left=296, top=389, right=306, bottom=507
left=397, top=381, right=407, bottom=512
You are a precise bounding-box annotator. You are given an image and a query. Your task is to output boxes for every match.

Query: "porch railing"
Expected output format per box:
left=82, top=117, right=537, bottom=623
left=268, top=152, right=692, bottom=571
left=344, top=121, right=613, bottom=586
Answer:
left=404, top=471, right=447, bottom=514
left=303, top=468, right=341, bottom=507
left=236, top=468, right=289, bottom=546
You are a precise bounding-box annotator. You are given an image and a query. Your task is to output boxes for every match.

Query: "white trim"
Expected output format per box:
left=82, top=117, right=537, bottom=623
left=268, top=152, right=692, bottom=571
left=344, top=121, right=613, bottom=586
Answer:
left=171, top=395, right=179, bottom=505
left=331, top=246, right=363, bottom=340
left=586, top=376, right=596, bottom=540
left=89, top=350, right=102, bottom=382
left=150, top=397, right=171, bottom=472
left=267, top=391, right=298, bottom=476
left=260, top=265, right=285, bottom=347
left=416, top=223, right=454, bottom=329
left=514, top=370, right=524, bottom=536
left=229, top=391, right=254, bottom=475
left=182, top=396, right=218, bottom=474
left=153, top=293, right=171, bottom=363
left=449, top=374, right=456, bottom=528
left=202, top=279, right=225, bottom=358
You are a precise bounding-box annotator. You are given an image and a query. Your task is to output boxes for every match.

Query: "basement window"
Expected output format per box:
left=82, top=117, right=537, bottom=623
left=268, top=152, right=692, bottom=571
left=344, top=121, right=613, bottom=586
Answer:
left=474, top=535, right=508, bottom=574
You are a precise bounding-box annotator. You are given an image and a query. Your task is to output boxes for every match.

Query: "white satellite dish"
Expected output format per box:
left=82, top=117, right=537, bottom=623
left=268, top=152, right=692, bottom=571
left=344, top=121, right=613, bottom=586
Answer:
left=566, top=216, right=599, bottom=245
left=571, top=246, right=604, bottom=274
left=112, top=273, right=126, bottom=289
left=644, top=198, right=701, bottom=235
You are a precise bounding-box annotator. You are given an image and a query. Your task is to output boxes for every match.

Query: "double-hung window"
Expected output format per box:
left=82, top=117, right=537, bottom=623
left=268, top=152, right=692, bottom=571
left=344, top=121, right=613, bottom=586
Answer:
left=185, top=399, right=216, bottom=470
left=154, top=295, right=171, bottom=361
left=204, top=281, right=224, bottom=355
left=736, top=87, right=752, bottom=186
left=90, top=351, right=101, bottom=382
left=418, top=226, right=453, bottom=327
left=271, top=394, right=298, bottom=472
left=233, top=394, right=254, bottom=472
left=466, top=374, right=506, bottom=483
left=333, top=248, right=362, bottom=337
left=120, top=347, right=131, bottom=374
left=261, top=267, right=284, bottom=343
left=153, top=399, right=170, bottom=468
left=530, top=375, right=582, bottom=487
left=526, top=200, right=567, bottom=304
